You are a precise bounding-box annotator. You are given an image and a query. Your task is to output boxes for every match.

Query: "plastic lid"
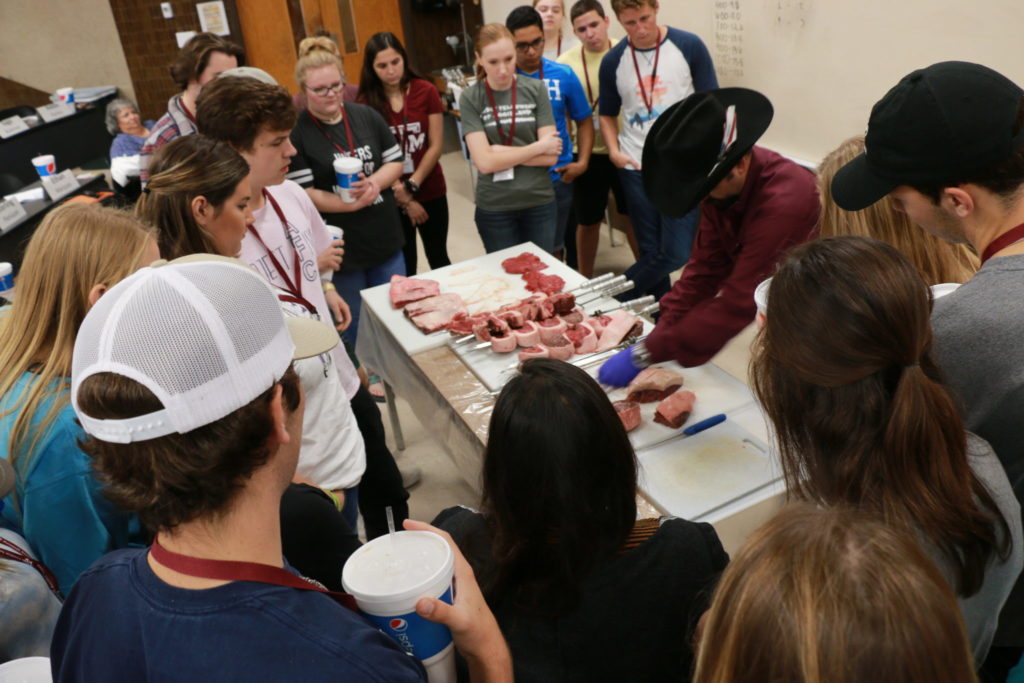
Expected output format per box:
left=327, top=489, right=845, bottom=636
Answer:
left=342, top=530, right=453, bottom=603
left=0, top=263, right=11, bottom=277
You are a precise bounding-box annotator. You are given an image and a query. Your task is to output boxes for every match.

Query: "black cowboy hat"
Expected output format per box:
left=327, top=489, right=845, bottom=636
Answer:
left=642, top=88, right=773, bottom=217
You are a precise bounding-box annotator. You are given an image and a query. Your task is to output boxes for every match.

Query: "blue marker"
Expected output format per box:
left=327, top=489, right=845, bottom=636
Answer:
left=682, top=413, right=726, bottom=436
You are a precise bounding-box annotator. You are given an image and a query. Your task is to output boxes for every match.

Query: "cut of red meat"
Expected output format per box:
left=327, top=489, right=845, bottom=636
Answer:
left=403, top=293, right=465, bottom=319
left=523, top=270, right=565, bottom=295
left=518, top=346, right=549, bottom=361
left=586, top=314, right=612, bottom=336
left=564, top=322, right=597, bottom=354
left=595, top=310, right=641, bottom=352
left=543, top=335, right=574, bottom=360
left=560, top=307, right=584, bottom=326
left=497, top=309, right=525, bottom=329
left=547, top=292, right=576, bottom=315
left=491, top=331, right=517, bottom=353
left=389, top=274, right=441, bottom=308
left=613, top=400, right=641, bottom=432
left=654, top=390, right=696, bottom=429
left=514, top=320, right=540, bottom=347
left=447, top=312, right=483, bottom=336
left=502, top=252, right=548, bottom=274
left=626, top=366, right=685, bottom=403
left=538, top=317, right=568, bottom=345
left=472, top=315, right=510, bottom=342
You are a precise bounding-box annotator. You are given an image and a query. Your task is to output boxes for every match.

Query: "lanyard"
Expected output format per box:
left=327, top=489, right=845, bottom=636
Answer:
left=389, top=88, right=411, bottom=158
left=179, top=98, right=197, bottom=125
left=981, top=222, right=1024, bottom=264
left=250, top=189, right=319, bottom=316
left=485, top=78, right=518, bottom=145
left=629, top=35, right=662, bottom=116
left=309, top=104, right=357, bottom=156
left=150, top=537, right=358, bottom=612
left=0, top=537, right=62, bottom=598
left=581, top=44, right=610, bottom=112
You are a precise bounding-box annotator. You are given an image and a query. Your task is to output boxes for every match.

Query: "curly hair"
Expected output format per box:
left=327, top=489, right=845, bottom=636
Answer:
left=195, top=76, right=296, bottom=151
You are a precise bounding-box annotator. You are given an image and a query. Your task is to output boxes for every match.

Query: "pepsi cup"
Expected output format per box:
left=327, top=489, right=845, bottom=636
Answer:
left=32, top=155, right=56, bottom=178
left=342, top=530, right=456, bottom=682
left=333, top=156, right=363, bottom=203
left=0, top=262, right=13, bottom=294
left=56, top=87, right=75, bottom=104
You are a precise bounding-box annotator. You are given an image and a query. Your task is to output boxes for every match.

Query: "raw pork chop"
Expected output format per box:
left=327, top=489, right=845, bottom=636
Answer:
left=405, top=294, right=467, bottom=333
left=389, top=274, right=440, bottom=308
left=626, top=366, right=684, bottom=403
left=546, top=292, right=576, bottom=315
left=653, top=390, right=696, bottom=429
left=594, top=310, right=641, bottom=352
left=523, top=270, right=565, bottom=295
left=538, top=318, right=568, bottom=345
left=518, top=346, right=549, bottom=361
left=490, top=331, right=517, bottom=353
left=613, top=400, right=641, bottom=432
left=514, top=320, right=540, bottom=347
left=564, top=322, right=597, bottom=354
left=542, top=335, right=575, bottom=361
left=502, top=252, right=548, bottom=274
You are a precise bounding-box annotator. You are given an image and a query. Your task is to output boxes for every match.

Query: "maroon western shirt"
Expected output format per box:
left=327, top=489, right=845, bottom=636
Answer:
left=645, top=146, right=820, bottom=367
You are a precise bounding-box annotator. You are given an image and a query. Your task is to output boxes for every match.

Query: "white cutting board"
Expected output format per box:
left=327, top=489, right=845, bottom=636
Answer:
left=637, top=419, right=781, bottom=522
left=600, top=361, right=755, bottom=452
left=359, top=242, right=588, bottom=356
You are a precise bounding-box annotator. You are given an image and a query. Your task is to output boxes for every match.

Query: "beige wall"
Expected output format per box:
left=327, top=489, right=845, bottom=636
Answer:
left=0, top=0, right=134, bottom=101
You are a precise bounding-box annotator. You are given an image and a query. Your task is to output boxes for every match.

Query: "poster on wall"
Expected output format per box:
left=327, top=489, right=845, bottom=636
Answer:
left=197, top=1, right=230, bottom=36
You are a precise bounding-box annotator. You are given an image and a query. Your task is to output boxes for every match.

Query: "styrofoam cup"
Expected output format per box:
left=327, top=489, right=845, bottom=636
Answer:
left=333, top=156, right=363, bottom=203
left=56, top=87, right=75, bottom=104
left=930, top=283, right=961, bottom=300
left=326, top=225, right=344, bottom=242
left=342, top=530, right=456, bottom=682
left=753, top=277, right=771, bottom=328
left=0, top=263, right=13, bottom=293
left=31, top=155, right=55, bottom=178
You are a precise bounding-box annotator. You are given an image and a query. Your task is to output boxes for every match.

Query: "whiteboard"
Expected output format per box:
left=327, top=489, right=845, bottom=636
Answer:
left=482, top=0, right=1024, bottom=167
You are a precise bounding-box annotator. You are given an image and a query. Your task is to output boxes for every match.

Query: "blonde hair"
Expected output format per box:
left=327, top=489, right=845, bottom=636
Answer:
left=473, top=24, right=514, bottom=82
left=693, top=504, right=977, bottom=683
left=818, top=136, right=979, bottom=285
left=294, top=36, right=345, bottom=89
left=0, top=205, right=154, bottom=474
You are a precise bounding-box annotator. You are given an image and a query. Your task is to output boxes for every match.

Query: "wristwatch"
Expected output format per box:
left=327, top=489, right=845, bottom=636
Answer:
left=630, top=342, right=652, bottom=369
left=403, top=178, right=420, bottom=195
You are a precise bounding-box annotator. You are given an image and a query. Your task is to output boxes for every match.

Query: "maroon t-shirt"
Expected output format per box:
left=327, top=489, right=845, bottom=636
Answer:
left=360, top=78, right=447, bottom=202
left=645, top=146, right=820, bottom=367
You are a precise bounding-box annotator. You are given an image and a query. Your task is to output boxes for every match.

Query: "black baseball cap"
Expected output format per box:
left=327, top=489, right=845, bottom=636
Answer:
left=832, top=61, right=1024, bottom=211
left=642, top=88, right=773, bottom=217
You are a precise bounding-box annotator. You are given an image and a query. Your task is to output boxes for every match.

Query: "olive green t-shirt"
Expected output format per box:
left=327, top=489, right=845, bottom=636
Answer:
left=460, top=75, right=556, bottom=212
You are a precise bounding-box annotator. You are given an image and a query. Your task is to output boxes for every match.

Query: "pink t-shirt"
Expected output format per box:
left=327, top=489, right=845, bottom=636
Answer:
left=239, top=180, right=360, bottom=399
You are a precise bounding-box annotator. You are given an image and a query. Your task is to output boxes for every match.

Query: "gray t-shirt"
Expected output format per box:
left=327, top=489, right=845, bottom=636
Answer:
left=460, top=75, right=555, bottom=212
left=933, top=257, right=1024, bottom=646
left=924, top=433, right=1023, bottom=662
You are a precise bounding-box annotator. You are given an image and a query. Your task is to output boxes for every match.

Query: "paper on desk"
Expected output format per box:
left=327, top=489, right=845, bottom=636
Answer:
left=3, top=173, right=99, bottom=204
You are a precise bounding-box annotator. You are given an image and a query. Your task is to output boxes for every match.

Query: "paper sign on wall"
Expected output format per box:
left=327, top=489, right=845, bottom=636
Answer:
left=0, top=116, right=30, bottom=139
left=0, top=199, right=28, bottom=234
left=41, top=170, right=80, bottom=201
left=197, top=1, right=229, bottom=36
left=175, top=30, right=197, bottom=48
left=36, top=102, right=76, bottom=123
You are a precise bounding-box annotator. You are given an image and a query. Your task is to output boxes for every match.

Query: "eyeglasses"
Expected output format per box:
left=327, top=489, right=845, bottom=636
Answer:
left=307, top=82, right=344, bottom=97
left=514, top=37, right=545, bottom=53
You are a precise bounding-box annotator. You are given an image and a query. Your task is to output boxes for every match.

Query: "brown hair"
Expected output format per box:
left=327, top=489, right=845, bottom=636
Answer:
left=693, top=504, right=978, bottom=683
left=818, top=136, right=978, bottom=285
left=357, top=32, right=423, bottom=121
left=610, top=0, right=657, bottom=15
left=136, top=135, right=250, bottom=259
left=77, top=367, right=300, bottom=533
left=169, top=32, right=244, bottom=91
left=750, top=236, right=1010, bottom=597
left=294, top=36, right=345, bottom=90
left=195, top=76, right=296, bottom=151
left=0, top=206, right=153, bottom=473
left=473, top=24, right=515, bottom=82
left=570, top=0, right=606, bottom=22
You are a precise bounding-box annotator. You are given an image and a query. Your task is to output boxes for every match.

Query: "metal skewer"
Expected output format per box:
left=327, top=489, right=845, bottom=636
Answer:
left=586, top=294, right=654, bottom=317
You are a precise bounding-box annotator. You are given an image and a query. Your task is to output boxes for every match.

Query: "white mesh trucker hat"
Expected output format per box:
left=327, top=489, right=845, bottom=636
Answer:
left=71, top=255, right=338, bottom=444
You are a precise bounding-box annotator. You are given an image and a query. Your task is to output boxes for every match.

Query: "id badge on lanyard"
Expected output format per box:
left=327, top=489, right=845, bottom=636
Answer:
left=493, top=168, right=514, bottom=182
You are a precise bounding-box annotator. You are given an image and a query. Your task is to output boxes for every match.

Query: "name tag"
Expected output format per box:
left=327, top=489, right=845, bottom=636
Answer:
left=403, top=156, right=415, bottom=175
left=36, top=102, right=76, bottom=123
left=0, top=116, right=29, bottom=139
left=493, top=168, right=514, bottom=182
left=41, top=170, right=80, bottom=200
left=0, top=199, right=28, bottom=234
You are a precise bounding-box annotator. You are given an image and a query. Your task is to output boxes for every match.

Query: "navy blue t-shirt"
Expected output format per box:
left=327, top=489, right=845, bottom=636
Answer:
left=51, top=548, right=427, bottom=682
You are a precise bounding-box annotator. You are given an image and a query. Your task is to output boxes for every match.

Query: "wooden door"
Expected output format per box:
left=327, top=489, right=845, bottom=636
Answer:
left=299, top=0, right=406, bottom=87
